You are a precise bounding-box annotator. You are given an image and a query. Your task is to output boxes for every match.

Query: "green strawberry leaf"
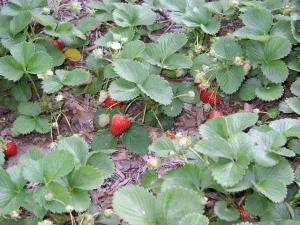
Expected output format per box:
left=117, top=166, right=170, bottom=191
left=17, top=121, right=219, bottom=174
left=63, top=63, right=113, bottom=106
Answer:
left=139, top=74, right=173, bottom=105
left=261, top=60, right=288, bottom=83
left=56, top=135, right=89, bottom=165
left=255, top=84, right=284, bottom=101
left=214, top=201, right=239, bottom=222
left=43, top=150, right=74, bottom=183
left=291, top=80, right=300, bottom=97
left=162, top=99, right=183, bottom=117
left=122, top=124, right=150, bottom=154
left=263, top=36, right=292, bottom=61
left=69, top=189, right=91, bottom=212
left=178, top=213, right=209, bottom=225
left=0, top=56, right=24, bottom=81
left=17, top=101, right=41, bottom=116
left=113, top=3, right=156, bottom=27
left=285, top=97, right=300, bottom=115
left=113, top=186, right=158, bottom=225
left=12, top=115, right=36, bottom=134
left=212, top=37, right=242, bottom=60
left=109, top=79, right=140, bottom=101
left=253, top=179, right=287, bottom=203
left=149, top=136, right=176, bottom=157
left=159, top=188, right=205, bottom=225
left=68, top=165, right=103, bottom=190
left=113, top=59, right=149, bottom=84
left=238, top=78, right=262, bottom=101
left=87, top=152, right=114, bottom=180
left=121, top=40, right=145, bottom=59
left=215, top=66, right=244, bottom=94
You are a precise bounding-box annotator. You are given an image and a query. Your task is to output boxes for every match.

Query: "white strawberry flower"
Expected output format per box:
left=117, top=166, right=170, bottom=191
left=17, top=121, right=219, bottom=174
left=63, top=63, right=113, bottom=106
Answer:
left=107, top=41, right=122, bottom=50
left=55, top=94, right=63, bottom=102
left=37, top=70, right=53, bottom=79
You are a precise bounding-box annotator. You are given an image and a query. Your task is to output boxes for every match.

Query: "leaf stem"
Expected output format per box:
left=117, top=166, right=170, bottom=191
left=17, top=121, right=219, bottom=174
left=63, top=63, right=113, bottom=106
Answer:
left=26, top=74, right=41, bottom=101
left=152, top=110, right=163, bottom=130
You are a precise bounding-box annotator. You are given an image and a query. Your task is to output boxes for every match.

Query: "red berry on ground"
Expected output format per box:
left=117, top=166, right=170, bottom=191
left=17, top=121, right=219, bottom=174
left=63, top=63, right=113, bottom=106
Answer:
left=4, top=141, right=17, bottom=157
left=166, top=131, right=176, bottom=140
left=200, top=89, right=221, bottom=107
left=239, top=206, right=250, bottom=222
left=110, top=114, right=131, bottom=136
left=208, top=111, right=224, bottom=119
left=104, top=96, right=120, bottom=109
left=52, top=39, right=64, bottom=50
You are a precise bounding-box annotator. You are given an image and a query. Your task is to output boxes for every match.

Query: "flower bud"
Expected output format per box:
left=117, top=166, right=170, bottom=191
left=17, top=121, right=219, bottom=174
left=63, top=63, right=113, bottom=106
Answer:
left=169, top=151, right=176, bottom=156
left=243, top=61, right=251, bottom=75
left=70, top=1, right=81, bottom=12
left=234, top=56, right=243, bottom=66
left=42, top=7, right=50, bottom=14
left=176, top=69, right=185, bottom=77
left=188, top=90, right=195, bottom=99
left=52, top=122, right=58, bottom=128
left=44, top=193, right=54, bottom=201
left=178, top=137, right=192, bottom=148
left=99, top=90, right=108, bottom=103
left=103, top=209, right=114, bottom=218
left=10, top=210, right=20, bottom=219
left=146, top=157, right=162, bottom=169
left=253, top=108, right=260, bottom=114
left=194, top=72, right=206, bottom=84
left=201, top=197, right=208, bottom=205
left=65, top=205, right=74, bottom=212
left=202, top=65, right=210, bottom=73
left=203, top=103, right=211, bottom=112
left=38, top=220, right=53, bottom=225
left=92, top=48, right=104, bottom=59
left=98, top=114, right=110, bottom=127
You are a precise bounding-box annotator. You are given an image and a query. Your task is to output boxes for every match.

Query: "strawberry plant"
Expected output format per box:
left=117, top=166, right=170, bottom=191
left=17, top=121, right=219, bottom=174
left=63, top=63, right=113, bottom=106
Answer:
left=0, top=135, right=114, bottom=221
left=1, top=0, right=300, bottom=224
left=113, top=112, right=300, bottom=224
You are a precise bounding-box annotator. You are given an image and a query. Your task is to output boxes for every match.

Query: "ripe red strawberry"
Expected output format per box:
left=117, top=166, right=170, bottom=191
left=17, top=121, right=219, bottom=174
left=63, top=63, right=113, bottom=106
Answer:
left=199, top=88, right=221, bottom=107
left=166, top=131, right=176, bottom=140
left=208, top=111, right=224, bottom=119
left=104, top=96, right=120, bottom=109
left=52, top=39, right=64, bottom=50
left=3, top=141, right=17, bottom=157
left=239, top=206, right=250, bottom=222
left=110, top=114, right=131, bottom=136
